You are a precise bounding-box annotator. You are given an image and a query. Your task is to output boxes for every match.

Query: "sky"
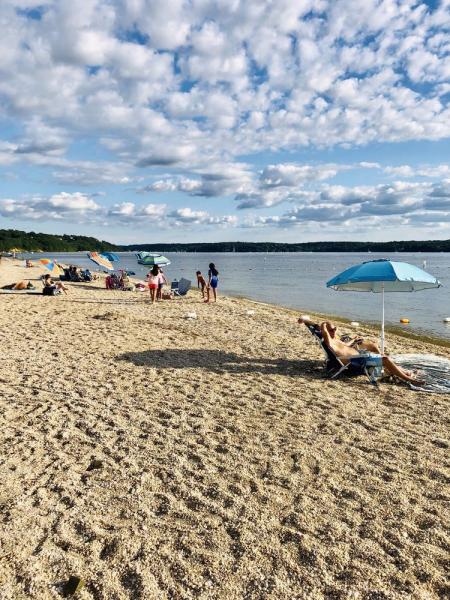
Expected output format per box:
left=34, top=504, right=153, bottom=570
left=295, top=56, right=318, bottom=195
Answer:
left=0, top=0, right=450, bottom=244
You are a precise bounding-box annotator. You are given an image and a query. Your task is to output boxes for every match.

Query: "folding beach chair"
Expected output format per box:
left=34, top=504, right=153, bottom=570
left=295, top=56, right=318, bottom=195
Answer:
left=172, top=278, right=191, bottom=296
left=303, top=323, right=383, bottom=385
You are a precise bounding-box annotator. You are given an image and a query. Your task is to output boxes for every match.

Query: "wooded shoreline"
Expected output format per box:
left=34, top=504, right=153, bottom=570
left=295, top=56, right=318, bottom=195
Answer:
left=2, top=228, right=450, bottom=253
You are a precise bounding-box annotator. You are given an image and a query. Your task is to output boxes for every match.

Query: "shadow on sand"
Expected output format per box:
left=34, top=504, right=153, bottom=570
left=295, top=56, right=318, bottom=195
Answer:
left=117, top=348, right=324, bottom=378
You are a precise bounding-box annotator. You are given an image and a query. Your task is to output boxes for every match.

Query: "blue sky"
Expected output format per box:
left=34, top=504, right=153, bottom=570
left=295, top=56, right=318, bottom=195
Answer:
left=1, top=0, right=450, bottom=243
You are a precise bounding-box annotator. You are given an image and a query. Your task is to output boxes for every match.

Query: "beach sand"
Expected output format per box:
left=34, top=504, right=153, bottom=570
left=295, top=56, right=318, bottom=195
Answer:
left=0, top=258, right=449, bottom=599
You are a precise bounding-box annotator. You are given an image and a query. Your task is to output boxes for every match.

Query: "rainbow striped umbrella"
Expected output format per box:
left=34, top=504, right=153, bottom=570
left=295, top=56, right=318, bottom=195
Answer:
left=87, top=251, right=114, bottom=271
left=39, top=259, right=63, bottom=276
left=100, top=252, right=120, bottom=262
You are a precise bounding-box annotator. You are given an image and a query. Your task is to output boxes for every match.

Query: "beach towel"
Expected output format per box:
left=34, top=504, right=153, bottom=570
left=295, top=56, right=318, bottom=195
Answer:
left=391, top=354, right=450, bottom=394
left=0, top=289, right=42, bottom=295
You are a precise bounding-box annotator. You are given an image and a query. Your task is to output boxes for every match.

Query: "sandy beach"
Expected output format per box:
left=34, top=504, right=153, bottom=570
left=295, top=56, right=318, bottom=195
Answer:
left=0, top=258, right=449, bottom=599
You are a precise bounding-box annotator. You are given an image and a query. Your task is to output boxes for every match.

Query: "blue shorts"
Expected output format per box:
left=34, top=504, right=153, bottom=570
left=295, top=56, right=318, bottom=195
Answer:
left=210, top=276, right=218, bottom=289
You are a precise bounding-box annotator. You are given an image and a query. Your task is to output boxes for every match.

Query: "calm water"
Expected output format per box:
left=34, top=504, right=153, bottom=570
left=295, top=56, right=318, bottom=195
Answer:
left=23, top=251, right=450, bottom=340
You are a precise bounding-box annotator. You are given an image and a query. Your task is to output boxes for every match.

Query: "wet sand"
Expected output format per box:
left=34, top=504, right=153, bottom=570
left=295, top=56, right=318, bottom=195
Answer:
left=1, top=258, right=449, bottom=599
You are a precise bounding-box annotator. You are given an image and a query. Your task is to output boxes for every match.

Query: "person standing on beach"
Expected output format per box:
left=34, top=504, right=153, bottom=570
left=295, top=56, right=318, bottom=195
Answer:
left=204, top=263, right=219, bottom=303
left=196, top=270, right=207, bottom=299
left=147, top=265, right=160, bottom=304
left=157, top=267, right=167, bottom=300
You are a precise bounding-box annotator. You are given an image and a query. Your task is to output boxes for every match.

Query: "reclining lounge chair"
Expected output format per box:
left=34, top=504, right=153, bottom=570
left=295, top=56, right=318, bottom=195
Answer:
left=303, top=322, right=383, bottom=385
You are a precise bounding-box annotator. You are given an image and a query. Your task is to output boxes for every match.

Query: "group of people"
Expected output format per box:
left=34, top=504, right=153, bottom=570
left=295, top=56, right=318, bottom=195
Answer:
left=145, top=262, right=220, bottom=304
left=196, top=263, right=219, bottom=303
left=2, top=274, right=68, bottom=295
left=62, top=265, right=97, bottom=282
left=106, top=271, right=133, bottom=291
left=146, top=265, right=168, bottom=303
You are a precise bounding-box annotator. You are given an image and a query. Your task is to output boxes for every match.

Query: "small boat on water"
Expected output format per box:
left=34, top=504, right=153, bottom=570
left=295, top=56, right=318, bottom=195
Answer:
left=135, top=251, right=171, bottom=266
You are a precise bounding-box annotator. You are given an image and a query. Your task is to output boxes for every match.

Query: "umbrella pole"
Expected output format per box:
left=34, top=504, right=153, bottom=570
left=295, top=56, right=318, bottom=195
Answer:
left=381, top=284, right=385, bottom=354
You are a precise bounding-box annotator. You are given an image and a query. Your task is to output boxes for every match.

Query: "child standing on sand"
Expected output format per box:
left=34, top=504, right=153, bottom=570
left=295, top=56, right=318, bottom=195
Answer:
left=157, top=267, right=167, bottom=300
left=147, top=265, right=160, bottom=304
left=204, top=263, right=219, bottom=303
left=196, top=270, right=207, bottom=298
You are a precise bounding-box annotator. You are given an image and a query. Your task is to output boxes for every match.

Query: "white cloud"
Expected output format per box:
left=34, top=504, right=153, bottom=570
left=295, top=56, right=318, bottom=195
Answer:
left=1, top=0, right=450, bottom=239
left=168, top=207, right=237, bottom=226
left=0, top=192, right=100, bottom=220
left=259, top=163, right=341, bottom=188
left=108, top=201, right=167, bottom=221
left=1, top=0, right=449, bottom=172
left=385, top=164, right=450, bottom=179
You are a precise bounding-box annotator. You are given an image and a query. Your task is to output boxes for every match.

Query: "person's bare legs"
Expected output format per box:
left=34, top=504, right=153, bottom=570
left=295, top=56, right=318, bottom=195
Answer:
left=204, top=286, right=210, bottom=303
left=150, top=288, right=156, bottom=303
left=382, top=356, right=425, bottom=385
left=298, top=316, right=318, bottom=328
left=56, top=282, right=68, bottom=295
left=359, top=340, right=380, bottom=353
left=212, top=287, right=217, bottom=302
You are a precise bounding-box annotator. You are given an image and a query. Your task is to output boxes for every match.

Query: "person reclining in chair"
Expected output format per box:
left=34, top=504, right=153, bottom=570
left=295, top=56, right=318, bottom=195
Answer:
left=298, top=316, right=425, bottom=386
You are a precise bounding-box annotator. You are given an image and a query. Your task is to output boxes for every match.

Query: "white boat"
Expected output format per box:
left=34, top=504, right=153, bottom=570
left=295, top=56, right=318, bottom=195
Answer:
left=135, top=251, right=171, bottom=266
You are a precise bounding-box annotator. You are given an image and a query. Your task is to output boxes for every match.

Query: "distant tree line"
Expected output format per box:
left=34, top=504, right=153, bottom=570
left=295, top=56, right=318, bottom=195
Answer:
left=1, top=229, right=450, bottom=253
left=0, top=229, right=117, bottom=252
left=122, top=240, right=450, bottom=252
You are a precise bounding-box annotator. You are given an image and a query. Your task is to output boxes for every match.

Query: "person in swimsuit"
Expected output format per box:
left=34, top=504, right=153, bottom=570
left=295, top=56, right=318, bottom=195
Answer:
left=298, top=316, right=425, bottom=385
left=204, top=263, right=219, bottom=303
left=147, top=265, right=160, bottom=304
left=196, top=271, right=207, bottom=298
left=2, top=280, right=30, bottom=290
left=157, top=267, right=167, bottom=300
left=43, top=274, right=68, bottom=295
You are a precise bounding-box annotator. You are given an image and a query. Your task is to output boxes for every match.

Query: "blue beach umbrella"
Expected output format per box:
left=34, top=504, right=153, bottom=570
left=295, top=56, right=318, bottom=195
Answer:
left=326, top=259, right=441, bottom=352
left=100, top=252, right=120, bottom=262
left=87, top=251, right=114, bottom=271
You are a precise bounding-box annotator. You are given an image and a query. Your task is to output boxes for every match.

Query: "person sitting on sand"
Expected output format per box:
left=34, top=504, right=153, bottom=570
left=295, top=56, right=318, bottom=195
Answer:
left=298, top=316, right=425, bottom=386
left=43, top=274, right=68, bottom=295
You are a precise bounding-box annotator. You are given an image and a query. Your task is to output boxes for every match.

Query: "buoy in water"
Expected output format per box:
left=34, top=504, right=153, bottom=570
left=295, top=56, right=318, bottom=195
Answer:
left=400, top=318, right=410, bottom=324
left=444, top=317, right=450, bottom=323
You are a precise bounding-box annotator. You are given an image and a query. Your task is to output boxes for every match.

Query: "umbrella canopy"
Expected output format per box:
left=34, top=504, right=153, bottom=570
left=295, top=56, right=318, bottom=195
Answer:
left=39, top=259, right=63, bottom=276
left=100, top=252, right=120, bottom=262
left=87, top=251, right=114, bottom=271
left=326, top=259, right=441, bottom=352
left=327, top=259, right=440, bottom=292
left=136, top=252, right=171, bottom=266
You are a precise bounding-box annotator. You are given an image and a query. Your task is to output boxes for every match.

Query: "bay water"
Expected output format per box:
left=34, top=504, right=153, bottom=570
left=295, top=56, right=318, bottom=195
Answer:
left=23, top=251, right=450, bottom=341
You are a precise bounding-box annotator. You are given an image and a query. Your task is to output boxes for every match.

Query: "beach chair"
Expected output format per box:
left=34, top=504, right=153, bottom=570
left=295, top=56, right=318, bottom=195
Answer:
left=303, top=323, right=383, bottom=385
left=173, top=278, right=191, bottom=296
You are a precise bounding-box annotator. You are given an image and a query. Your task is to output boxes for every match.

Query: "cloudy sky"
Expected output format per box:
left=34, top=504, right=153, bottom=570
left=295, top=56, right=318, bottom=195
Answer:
left=1, top=0, right=449, bottom=243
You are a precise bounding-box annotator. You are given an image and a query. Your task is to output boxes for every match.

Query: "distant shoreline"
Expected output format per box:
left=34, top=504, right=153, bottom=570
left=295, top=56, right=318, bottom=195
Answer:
left=2, top=228, right=450, bottom=253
